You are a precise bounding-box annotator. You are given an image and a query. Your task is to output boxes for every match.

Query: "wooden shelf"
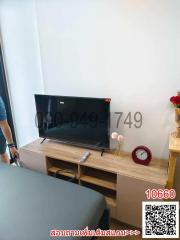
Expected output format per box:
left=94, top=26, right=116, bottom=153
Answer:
left=80, top=175, right=116, bottom=191
left=169, top=132, right=180, bottom=153
left=48, top=166, right=77, bottom=179
left=23, top=138, right=168, bottom=186
left=106, top=196, right=116, bottom=208
left=167, top=132, right=180, bottom=189
left=20, top=138, right=169, bottom=227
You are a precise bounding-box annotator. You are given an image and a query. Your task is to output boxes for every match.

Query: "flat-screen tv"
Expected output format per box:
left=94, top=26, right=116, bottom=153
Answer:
left=35, top=94, right=110, bottom=149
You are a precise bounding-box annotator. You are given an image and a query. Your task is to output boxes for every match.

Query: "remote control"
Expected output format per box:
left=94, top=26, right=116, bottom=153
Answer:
left=79, top=151, right=91, bottom=163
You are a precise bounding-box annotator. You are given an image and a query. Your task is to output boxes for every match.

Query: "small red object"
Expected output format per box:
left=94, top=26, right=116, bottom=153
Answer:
left=170, top=95, right=180, bottom=105
left=132, top=146, right=152, bottom=166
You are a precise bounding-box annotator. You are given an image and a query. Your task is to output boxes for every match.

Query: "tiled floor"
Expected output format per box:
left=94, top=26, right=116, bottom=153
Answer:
left=98, top=219, right=142, bottom=240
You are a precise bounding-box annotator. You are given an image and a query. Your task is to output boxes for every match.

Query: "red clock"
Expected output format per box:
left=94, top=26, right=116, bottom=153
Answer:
left=132, top=146, right=152, bottom=166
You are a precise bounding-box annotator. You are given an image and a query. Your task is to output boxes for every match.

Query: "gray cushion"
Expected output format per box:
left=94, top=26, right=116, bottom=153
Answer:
left=0, top=163, right=106, bottom=240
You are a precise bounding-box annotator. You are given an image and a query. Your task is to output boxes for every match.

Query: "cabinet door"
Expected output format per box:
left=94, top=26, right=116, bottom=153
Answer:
left=19, top=149, right=47, bottom=174
left=117, top=174, right=164, bottom=228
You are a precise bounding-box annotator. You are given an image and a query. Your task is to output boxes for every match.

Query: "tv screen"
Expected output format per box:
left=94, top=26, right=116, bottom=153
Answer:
left=35, top=94, right=110, bottom=149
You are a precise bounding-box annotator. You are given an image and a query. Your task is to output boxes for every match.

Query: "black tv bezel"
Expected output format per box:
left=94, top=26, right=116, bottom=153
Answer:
left=35, top=94, right=110, bottom=150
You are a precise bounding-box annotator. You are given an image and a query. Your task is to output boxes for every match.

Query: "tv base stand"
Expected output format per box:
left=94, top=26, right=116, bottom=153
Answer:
left=19, top=138, right=168, bottom=228
left=40, top=138, right=47, bottom=144
left=101, top=149, right=105, bottom=157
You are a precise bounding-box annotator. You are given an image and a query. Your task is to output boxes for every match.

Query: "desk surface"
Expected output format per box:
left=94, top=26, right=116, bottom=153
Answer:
left=169, top=132, right=180, bottom=153
left=22, top=139, right=168, bottom=186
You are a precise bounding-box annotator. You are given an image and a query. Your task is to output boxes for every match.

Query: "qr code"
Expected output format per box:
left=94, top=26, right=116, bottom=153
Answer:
left=142, top=202, right=179, bottom=238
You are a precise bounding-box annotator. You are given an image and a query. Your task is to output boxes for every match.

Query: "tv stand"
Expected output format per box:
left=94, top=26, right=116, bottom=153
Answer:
left=19, top=138, right=169, bottom=228
left=101, top=149, right=105, bottom=157
left=40, top=138, right=47, bottom=144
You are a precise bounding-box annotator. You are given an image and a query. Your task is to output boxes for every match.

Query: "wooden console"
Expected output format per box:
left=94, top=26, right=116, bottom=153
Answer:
left=20, top=139, right=168, bottom=228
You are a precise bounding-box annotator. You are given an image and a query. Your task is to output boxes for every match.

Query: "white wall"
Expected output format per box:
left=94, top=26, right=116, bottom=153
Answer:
left=35, top=0, right=180, bottom=159
left=0, top=0, right=44, bottom=147
left=1, top=0, right=179, bottom=159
